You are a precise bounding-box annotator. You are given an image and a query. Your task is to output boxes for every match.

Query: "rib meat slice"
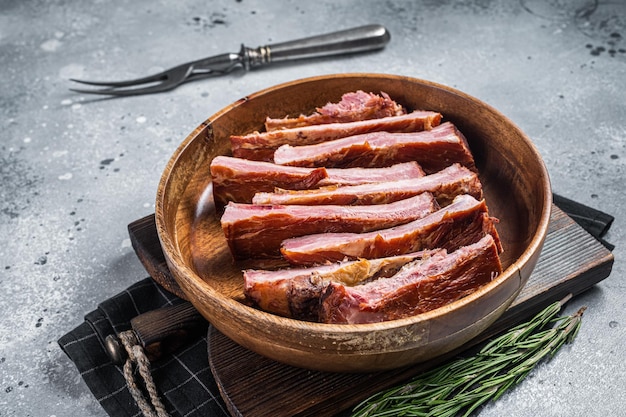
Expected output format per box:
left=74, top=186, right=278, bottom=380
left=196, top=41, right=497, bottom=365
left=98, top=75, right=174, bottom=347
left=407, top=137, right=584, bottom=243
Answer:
left=264, top=90, right=405, bottom=131
left=221, top=192, right=439, bottom=259
left=319, top=235, right=502, bottom=324
left=210, top=156, right=425, bottom=207
left=273, top=121, right=476, bottom=173
left=230, top=110, right=442, bottom=161
left=243, top=250, right=438, bottom=320
left=280, top=194, right=502, bottom=266
left=252, top=163, right=481, bottom=207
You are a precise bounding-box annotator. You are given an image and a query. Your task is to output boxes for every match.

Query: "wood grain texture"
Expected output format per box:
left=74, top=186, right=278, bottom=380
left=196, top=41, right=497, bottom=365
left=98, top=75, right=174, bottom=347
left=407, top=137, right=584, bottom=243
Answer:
left=128, top=213, right=188, bottom=300
left=128, top=204, right=613, bottom=417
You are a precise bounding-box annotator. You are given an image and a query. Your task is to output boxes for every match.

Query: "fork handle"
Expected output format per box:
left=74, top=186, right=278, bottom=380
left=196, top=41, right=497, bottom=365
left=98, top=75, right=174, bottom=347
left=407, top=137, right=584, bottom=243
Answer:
left=244, top=24, right=390, bottom=69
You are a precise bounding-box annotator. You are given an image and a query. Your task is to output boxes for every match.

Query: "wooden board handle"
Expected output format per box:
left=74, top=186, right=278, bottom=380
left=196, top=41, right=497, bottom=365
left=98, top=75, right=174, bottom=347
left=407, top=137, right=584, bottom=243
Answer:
left=131, top=301, right=208, bottom=361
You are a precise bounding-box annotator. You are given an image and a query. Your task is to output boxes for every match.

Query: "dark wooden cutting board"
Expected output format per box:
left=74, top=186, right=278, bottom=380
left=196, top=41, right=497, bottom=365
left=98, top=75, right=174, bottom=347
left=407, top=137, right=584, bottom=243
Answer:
left=128, top=204, right=613, bottom=417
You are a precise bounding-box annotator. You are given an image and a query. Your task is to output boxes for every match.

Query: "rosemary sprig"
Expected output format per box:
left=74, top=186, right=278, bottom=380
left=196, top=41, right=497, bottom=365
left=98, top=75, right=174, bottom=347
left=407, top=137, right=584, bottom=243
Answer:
left=352, top=297, right=586, bottom=417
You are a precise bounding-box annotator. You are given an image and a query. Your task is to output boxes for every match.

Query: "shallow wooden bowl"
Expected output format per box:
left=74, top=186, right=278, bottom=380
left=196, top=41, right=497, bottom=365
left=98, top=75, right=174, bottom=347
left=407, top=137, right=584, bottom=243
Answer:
left=155, top=74, right=551, bottom=372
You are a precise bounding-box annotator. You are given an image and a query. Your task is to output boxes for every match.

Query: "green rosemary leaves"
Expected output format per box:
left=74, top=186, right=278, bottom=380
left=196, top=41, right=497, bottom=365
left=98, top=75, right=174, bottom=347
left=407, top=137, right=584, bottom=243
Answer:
left=352, top=297, right=586, bottom=417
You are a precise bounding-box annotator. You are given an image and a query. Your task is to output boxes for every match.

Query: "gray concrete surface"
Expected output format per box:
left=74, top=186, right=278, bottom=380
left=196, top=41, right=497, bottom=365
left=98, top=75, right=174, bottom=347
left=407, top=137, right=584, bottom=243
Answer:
left=1, top=0, right=624, bottom=416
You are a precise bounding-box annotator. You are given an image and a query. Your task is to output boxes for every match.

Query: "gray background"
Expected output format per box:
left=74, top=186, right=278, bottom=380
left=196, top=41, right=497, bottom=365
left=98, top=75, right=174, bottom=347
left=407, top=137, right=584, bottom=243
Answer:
left=1, top=0, right=624, bottom=415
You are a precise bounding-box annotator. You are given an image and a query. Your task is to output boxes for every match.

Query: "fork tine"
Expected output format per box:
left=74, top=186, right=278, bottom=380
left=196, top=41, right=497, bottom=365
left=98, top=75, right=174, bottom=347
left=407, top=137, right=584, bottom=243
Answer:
left=69, top=82, right=178, bottom=97
left=69, top=62, right=195, bottom=95
left=70, top=70, right=169, bottom=88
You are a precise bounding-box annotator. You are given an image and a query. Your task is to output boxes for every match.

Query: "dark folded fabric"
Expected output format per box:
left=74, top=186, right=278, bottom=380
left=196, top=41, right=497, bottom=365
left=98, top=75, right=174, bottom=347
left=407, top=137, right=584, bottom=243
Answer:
left=58, top=195, right=613, bottom=417
left=58, top=279, right=229, bottom=417
left=552, top=193, right=615, bottom=251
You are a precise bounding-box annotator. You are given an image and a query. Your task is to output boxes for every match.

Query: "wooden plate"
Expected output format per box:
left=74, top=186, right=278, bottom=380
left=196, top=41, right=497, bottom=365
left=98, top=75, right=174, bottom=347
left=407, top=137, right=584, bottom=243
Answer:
left=155, top=74, right=551, bottom=372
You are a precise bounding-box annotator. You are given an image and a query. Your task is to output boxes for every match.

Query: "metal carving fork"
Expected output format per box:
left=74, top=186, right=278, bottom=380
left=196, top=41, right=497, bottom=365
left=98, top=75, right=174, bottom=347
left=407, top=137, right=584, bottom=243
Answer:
left=69, top=24, right=390, bottom=96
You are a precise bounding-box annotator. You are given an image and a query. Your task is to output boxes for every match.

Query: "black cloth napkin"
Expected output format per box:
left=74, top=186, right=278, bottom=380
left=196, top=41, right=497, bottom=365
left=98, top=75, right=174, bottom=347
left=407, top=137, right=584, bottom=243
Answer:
left=58, top=278, right=229, bottom=417
left=58, top=195, right=614, bottom=417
